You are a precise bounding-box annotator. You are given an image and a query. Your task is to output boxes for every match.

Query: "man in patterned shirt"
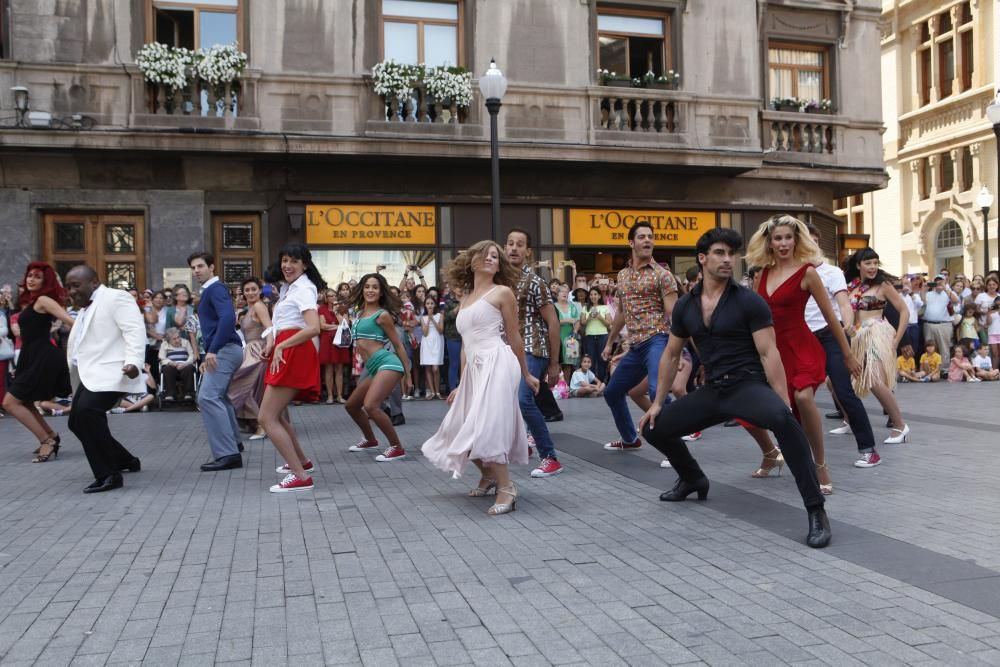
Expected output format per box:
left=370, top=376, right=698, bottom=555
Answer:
left=601, top=221, right=679, bottom=450
left=506, top=229, right=565, bottom=478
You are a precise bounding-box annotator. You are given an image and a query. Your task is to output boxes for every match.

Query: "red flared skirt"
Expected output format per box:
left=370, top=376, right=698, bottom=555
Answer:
left=265, top=329, right=320, bottom=401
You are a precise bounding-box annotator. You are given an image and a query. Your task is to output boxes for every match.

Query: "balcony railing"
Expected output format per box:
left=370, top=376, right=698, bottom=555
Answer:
left=377, top=81, right=469, bottom=124
left=131, top=67, right=260, bottom=129
left=595, top=87, right=682, bottom=134
left=763, top=110, right=837, bottom=154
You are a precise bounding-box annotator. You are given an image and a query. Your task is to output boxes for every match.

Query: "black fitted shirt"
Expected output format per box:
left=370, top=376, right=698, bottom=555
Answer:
left=671, top=279, right=773, bottom=382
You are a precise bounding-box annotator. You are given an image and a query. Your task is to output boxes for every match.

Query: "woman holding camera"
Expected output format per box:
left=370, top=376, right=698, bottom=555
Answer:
left=580, top=287, right=611, bottom=381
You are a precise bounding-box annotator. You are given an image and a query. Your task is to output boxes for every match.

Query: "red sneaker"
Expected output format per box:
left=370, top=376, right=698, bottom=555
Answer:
left=603, top=439, right=641, bottom=451
left=269, top=474, right=314, bottom=493
left=375, top=446, right=406, bottom=462
left=854, top=451, right=882, bottom=468
left=348, top=439, right=380, bottom=452
left=275, top=460, right=315, bottom=474
left=531, top=457, right=563, bottom=478
left=682, top=432, right=702, bottom=442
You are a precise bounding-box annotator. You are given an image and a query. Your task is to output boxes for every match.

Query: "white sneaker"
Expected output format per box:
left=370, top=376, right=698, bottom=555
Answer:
left=829, top=421, right=851, bottom=435
left=249, top=431, right=267, bottom=441
left=660, top=459, right=672, bottom=468
left=969, top=377, right=982, bottom=382
left=109, top=407, right=125, bottom=414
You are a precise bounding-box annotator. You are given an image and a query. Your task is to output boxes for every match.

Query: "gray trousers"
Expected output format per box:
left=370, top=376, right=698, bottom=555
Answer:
left=923, top=321, right=954, bottom=374
left=197, top=342, right=243, bottom=459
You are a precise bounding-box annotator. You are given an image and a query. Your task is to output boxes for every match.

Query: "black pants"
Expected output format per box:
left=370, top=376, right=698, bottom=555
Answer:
left=815, top=328, right=875, bottom=452
left=641, top=376, right=824, bottom=511
left=162, top=364, right=195, bottom=397
left=68, top=384, right=134, bottom=480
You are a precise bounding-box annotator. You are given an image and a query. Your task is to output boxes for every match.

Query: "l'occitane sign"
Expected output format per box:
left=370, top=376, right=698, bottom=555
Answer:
left=306, top=205, right=436, bottom=245
left=569, top=209, right=713, bottom=247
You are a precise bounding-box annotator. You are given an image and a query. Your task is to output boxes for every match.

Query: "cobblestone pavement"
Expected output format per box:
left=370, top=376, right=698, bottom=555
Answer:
left=1, top=382, right=999, bottom=666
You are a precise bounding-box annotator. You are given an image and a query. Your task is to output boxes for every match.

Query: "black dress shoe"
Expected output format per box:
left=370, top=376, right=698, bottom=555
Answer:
left=659, top=476, right=710, bottom=502
left=806, top=508, right=832, bottom=548
left=238, top=442, right=245, bottom=453
left=391, top=414, right=405, bottom=426
left=84, top=475, right=123, bottom=494
left=121, top=457, right=141, bottom=473
left=544, top=413, right=564, bottom=423
left=200, top=454, right=243, bottom=472
left=825, top=410, right=844, bottom=420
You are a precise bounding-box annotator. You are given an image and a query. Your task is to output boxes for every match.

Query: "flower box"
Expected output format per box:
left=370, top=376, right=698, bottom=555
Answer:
left=604, top=80, right=633, bottom=88
left=805, top=107, right=832, bottom=115
left=649, top=82, right=678, bottom=90
left=776, top=103, right=800, bottom=113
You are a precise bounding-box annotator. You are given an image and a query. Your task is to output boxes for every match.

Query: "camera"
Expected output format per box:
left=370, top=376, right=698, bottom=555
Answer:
left=376, top=264, right=387, bottom=271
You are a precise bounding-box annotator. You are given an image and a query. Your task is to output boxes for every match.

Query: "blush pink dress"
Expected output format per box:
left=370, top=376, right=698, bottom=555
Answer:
left=421, top=286, right=529, bottom=477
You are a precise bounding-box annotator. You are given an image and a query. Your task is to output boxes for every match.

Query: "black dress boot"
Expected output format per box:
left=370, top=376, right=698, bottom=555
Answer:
left=659, top=476, right=709, bottom=502
left=806, top=507, right=832, bottom=548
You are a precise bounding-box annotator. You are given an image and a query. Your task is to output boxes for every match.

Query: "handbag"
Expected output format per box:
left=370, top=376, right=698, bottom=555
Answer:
left=0, top=314, right=12, bottom=361
left=563, top=334, right=580, bottom=364
left=333, top=318, right=352, bottom=348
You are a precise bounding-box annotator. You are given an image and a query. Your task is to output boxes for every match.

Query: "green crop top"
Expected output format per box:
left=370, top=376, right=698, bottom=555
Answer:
left=352, top=309, right=389, bottom=343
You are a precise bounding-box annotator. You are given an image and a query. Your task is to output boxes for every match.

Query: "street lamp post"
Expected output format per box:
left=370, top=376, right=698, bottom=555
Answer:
left=986, top=93, right=1000, bottom=270
left=478, top=59, right=508, bottom=241
left=978, top=186, right=994, bottom=273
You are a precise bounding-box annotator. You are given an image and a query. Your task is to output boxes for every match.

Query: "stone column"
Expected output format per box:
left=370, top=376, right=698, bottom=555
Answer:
left=970, top=142, right=982, bottom=190
left=911, top=25, right=924, bottom=109
left=949, top=148, right=961, bottom=192
left=928, top=16, right=940, bottom=104
left=928, top=154, right=939, bottom=197
left=950, top=6, right=963, bottom=93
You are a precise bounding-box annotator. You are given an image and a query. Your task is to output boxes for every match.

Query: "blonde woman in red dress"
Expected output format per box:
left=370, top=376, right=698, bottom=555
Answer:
left=744, top=215, right=860, bottom=494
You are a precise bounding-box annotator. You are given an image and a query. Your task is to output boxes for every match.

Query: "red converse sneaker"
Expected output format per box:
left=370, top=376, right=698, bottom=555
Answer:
left=348, top=439, right=380, bottom=452
left=854, top=451, right=882, bottom=468
left=269, top=474, right=314, bottom=493
left=682, top=432, right=702, bottom=442
left=375, top=446, right=406, bottom=462
left=603, top=438, right=641, bottom=451
left=530, top=457, right=563, bottom=478
left=275, top=460, right=315, bottom=474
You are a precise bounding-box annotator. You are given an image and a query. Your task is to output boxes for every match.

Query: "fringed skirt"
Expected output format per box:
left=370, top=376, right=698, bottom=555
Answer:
left=851, top=318, right=896, bottom=398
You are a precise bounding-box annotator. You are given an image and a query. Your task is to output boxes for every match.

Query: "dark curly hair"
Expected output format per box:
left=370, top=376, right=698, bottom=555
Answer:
left=264, top=243, right=328, bottom=291
left=446, top=240, right=520, bottom=291
left=18, top=262, right=65, bottom=309
left=348, top=273, right=401, bottom=322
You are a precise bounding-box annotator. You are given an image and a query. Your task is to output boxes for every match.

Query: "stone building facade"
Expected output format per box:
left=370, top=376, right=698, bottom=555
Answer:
left=843, top=0, right=997, bottom=276
left=0, top=0, right=885, bottom=291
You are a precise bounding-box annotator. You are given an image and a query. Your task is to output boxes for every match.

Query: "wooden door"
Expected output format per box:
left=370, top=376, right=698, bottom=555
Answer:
left=43, top=212, right=146, bottom=290
left=212, top=212, right=262, bottom=289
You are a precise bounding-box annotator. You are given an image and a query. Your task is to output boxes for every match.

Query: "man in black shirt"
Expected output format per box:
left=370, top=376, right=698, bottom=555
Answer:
left=639, top=228, right=831, bottom=548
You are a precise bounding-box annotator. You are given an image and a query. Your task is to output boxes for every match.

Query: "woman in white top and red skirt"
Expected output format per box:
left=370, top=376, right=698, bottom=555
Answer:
left=260, top=243, right=326, bottom=493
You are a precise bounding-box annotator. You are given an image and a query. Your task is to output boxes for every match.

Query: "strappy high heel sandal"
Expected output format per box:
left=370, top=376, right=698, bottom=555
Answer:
left=883, top=423, right=909, bottom=444
left=488, top=483, right=518, bottom=515
left=468, top=478, right=498, bottom=497
left=751, top=447, right=785, bottom=478
left=33, top=433, right=60, bottom=456
left=816, top=462, right=833, bottom=495
left=32, top=437, right=60, bottom=463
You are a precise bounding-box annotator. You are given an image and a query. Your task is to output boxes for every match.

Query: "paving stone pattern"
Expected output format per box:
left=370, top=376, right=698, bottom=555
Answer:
left=0, top=382, right=998, bottom=666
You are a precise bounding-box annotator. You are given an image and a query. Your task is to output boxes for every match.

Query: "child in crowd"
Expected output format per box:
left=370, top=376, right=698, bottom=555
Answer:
left=570, top=355, right=605, bottom=397
left=896, top=344, right=928, bottom=383
left=956, top=303, right=981, bottom=354
left=947, top=346, right=979, bottom=383
left=972, top=346, right=1000, bottom=381
left=919, top=341, right=942, bottom=382
left=111, top=364, right=158, bottom=413
left=35, top=396, right=72, bottom=416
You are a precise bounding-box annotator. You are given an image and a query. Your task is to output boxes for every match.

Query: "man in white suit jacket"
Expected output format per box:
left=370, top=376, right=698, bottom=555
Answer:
left=65, top=266, right=146, bottom=493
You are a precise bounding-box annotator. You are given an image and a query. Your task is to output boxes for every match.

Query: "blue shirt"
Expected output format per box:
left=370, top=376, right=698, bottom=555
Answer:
left=197, top=279, right=241, bottom=354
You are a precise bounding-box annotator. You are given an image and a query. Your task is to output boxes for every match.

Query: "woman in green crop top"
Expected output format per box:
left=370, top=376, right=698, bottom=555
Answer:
left=344, top=273, right=412, bottom=462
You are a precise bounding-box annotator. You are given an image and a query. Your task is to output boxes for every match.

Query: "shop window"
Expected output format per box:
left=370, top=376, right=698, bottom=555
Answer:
left=43, top=213, right=146, bottom=290
left=381, top=0, right=461, bottom=67
left=151, top=0, right=241, bottom=50
left=213, top=213, right=261, bottom=289
left=961, top=147, right=974, bottom=191
left=768, top=43, right=828, bottom=103
left=597, top=9, right=672, bottom=79
left=312, top=249, right=437, bottom=290
left=939, top=153, right=954, bottom=191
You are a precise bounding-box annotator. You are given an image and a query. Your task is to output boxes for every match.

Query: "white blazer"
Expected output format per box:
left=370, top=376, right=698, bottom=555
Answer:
left=67, top=285, right=148, bottom=394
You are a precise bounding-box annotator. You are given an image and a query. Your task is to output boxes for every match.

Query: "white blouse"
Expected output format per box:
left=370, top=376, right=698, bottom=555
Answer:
left=272, top=274, right=318, bottom=332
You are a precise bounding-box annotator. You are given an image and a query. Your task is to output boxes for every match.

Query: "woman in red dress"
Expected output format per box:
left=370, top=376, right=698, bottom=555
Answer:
left=745, top=215, right=860, bottom=494
left=318, top=288, right=351, bottom=404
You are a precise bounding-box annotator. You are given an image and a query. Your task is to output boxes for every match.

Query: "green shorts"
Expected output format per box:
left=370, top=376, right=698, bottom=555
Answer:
left=365, top=348, right=405, bottom=377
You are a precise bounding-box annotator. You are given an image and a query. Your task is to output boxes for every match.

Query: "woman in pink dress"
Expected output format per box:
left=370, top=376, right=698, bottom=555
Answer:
left=421, top=240, right=540, bottom=515
left=745, top=215, right=859, bottom=494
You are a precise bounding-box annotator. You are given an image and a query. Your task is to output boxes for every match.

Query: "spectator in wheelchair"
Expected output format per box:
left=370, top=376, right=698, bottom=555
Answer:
left=159, top=327, right=196, bottom=402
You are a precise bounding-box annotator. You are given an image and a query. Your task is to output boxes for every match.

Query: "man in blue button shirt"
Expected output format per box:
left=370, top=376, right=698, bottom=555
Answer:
left=189, top=252, right=245, bottom=471
left=638, top=228, right=831, bottom=549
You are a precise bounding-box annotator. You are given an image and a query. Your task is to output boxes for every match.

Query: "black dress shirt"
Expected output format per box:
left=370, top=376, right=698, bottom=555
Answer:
left=671, top=279, right=773, bottom=383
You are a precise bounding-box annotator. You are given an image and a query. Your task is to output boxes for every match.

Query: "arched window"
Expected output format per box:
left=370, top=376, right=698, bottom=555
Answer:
left=936, top=220, right=963, bottom=249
